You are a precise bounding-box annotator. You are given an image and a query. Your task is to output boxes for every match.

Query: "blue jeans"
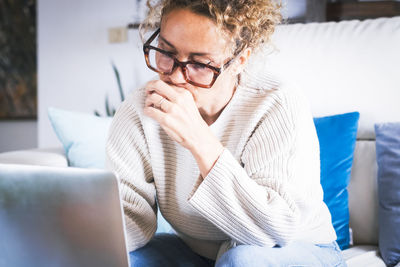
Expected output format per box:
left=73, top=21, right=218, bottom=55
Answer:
left=129, top=233, right=347, bottom=267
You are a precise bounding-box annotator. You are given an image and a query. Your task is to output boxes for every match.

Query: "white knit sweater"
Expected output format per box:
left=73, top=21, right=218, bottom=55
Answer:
left=105, top=70, right=337, bottom=260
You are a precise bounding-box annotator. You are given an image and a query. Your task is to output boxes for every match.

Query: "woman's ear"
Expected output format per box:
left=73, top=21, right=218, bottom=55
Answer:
left=231, top=47, right=252, bottom=75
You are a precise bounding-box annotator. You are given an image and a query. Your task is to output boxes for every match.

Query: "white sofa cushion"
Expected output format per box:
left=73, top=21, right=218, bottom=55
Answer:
left=343, top=245, right=386, bottom=267
left=255, top=16, right=400, bottom=139
left=348, top=140, right=379, bottom=246
left=0, top=148, right=68, bottom=167
left=338, top=140, right=382, bottom=265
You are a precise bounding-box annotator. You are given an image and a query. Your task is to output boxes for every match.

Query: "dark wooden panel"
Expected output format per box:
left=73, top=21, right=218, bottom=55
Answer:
left=0, top=0, right=37, bottom=120
left=327, top=1, right=400, bottom=21
left=127, top=23, right=141, bottom=29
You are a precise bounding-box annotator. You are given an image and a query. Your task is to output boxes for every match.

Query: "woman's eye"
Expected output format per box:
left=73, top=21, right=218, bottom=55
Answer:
left=165, top=52, right=175, bottom=58
left=157, top=45, right=174, bottom=55
left=192, top=64, right=207, bottom=70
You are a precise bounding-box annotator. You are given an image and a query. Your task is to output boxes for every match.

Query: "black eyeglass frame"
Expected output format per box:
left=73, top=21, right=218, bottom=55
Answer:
left=143, top=28, right=234, bottom=88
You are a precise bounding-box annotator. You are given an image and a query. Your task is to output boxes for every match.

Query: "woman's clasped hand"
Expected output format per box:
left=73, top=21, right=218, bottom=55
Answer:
left=144, top=80, right=224, bottom=177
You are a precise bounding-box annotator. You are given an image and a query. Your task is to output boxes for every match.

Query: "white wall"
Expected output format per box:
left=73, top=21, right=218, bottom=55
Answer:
left=38, top=0, right=154, bottom=148
left=283, top=0, right=307, bottom=22
left=0, top=121, right=37, bottom=153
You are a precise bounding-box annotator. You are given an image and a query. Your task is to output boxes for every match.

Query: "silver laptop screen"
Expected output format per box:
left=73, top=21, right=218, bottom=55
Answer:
left=0, top=164, right=129, bottom=267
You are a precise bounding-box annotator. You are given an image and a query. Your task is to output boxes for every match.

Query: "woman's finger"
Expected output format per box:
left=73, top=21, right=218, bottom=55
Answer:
left=158, top=97, right=172, bottom=112
left=144, top=105, right=174, bottom=131
left=145, top=92, right=173, bottom=112
left=146, top=80, right=179, bottom=103
left=144, top=106, right=184, bottom=143
left=144, top=105, right=165, bottom=120
left=145, top=92, right=161, bottom=106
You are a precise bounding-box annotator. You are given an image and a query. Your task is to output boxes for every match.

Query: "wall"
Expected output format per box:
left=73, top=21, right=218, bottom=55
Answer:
left=37, top=0, right=156, bottom=148
left=283, top=0, right=307, bottom=22
left=0, top=121, right=37, bottom=153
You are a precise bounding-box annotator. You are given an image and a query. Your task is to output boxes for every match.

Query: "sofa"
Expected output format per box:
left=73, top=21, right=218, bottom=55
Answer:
left=1, top=16, right=399, bottom=266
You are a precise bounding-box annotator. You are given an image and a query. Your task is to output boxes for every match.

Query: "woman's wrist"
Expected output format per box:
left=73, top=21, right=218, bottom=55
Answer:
left=190, top=135, right=224, bottom=178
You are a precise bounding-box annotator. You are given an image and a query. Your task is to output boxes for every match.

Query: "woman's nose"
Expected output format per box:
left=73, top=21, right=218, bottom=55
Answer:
left=168, top=64, right=187, bottom=85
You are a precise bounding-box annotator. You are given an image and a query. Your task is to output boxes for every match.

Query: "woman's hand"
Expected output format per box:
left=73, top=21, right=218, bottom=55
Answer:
left=143, top=80, right=224, bottom=177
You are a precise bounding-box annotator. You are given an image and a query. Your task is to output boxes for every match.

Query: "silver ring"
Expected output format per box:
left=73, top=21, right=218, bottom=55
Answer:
left=157, top=97, right=166, bottom=109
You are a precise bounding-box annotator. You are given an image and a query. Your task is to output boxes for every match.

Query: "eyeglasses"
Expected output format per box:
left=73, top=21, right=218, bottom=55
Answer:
left=143, top=28, right=234, bottom=88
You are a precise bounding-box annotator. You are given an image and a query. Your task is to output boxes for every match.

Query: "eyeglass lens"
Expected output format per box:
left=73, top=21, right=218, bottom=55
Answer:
left=147, top=48, right=215, bottom=86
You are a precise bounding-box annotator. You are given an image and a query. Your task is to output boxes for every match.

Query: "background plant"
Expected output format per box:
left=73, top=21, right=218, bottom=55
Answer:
left=95, top=62, right=125, bottom=117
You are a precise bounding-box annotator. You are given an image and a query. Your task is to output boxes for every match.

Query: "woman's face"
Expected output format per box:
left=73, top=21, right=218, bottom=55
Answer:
left=158, top=8, right=240, bottom=114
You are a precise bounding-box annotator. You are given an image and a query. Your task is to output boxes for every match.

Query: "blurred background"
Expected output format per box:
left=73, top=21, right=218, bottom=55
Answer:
left=0, top=0, right=399, bottom=152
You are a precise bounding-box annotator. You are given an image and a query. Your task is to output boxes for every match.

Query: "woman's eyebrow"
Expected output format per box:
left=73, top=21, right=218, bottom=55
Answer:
left=159, top=35, right=212, bottom=57
left=159, top=35, right=175, bottom=49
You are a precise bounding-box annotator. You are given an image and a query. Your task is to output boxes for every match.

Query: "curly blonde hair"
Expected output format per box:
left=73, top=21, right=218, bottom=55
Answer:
left=140, top=0, right=282, bottom=55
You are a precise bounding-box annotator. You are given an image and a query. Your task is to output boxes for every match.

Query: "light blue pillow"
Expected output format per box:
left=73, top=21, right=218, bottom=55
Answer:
left=48, top=107, right=172, bottom=233
left=48, top=107, right=112, bottom=169
left=375, top=122, right=400, bottom=267
left=314, top=112, right=360, bottom=250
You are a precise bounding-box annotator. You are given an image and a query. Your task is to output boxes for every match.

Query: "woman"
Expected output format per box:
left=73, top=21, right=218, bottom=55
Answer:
left=106, top=0, right=346, bottom=266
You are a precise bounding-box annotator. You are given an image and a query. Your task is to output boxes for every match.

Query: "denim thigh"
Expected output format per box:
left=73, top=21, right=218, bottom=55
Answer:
left=129, top=233, right=215, bottom=267
left=215, top=241, right=347, bottom=267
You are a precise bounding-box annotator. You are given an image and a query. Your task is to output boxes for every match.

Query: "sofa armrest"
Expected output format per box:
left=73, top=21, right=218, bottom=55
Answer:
left=0, top=147, right=68, bottom=167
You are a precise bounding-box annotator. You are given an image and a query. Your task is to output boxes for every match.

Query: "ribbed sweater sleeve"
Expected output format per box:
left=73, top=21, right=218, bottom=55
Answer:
left=188, top=89, right=309, bottom=247
left=105, top=98, right=157, bottom=252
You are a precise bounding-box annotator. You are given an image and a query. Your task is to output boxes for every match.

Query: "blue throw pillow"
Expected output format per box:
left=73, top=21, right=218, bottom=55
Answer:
left=375, top=122, right=400, bottom=267
left=48, top=107, right=112, bottom=169
left=314, top=112, right=360, bottom=250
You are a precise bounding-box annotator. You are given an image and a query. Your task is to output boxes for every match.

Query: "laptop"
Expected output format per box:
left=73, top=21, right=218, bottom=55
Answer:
left=0, top=163, right=130, bottom=267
